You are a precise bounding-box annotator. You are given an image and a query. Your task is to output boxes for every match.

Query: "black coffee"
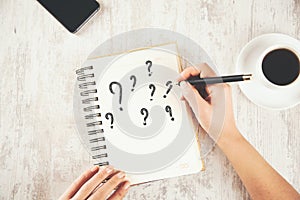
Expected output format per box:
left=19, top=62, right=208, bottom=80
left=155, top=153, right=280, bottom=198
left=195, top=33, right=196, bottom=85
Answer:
left=262, top=48, right=300, bottom=86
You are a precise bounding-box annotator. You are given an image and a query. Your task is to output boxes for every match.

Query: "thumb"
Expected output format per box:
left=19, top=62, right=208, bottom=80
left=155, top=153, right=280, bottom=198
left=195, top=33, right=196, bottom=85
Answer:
left=180, top=81, right=209, bottom=117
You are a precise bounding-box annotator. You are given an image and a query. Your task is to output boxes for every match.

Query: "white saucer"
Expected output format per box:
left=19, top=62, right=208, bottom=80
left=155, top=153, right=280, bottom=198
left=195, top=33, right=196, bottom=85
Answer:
left=236, top=33, right=300, bottom=110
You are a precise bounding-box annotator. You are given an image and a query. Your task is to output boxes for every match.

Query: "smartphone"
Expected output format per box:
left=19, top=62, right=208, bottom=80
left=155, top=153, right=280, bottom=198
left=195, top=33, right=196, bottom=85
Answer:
left=37, top=0, right=100, bottom=33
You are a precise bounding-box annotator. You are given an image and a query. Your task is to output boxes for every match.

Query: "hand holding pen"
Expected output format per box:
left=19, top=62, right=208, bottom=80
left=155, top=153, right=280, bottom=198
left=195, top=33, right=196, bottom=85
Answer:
left=177, top=63, right=299, bottom=200
left=180, top=73, right=252, bottom=86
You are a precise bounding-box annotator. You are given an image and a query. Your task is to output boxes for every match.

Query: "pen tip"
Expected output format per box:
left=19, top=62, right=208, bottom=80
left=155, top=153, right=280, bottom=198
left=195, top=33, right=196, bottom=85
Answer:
left=243, top=74, right=252, bottom=80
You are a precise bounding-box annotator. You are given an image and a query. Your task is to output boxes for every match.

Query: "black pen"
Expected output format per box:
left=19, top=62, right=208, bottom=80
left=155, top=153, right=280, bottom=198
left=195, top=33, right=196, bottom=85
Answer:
left=185, top=74, right=252, bottom=85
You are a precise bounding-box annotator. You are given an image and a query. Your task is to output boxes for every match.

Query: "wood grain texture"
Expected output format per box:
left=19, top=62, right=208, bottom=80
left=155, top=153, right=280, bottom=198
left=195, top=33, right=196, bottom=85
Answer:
left=0, top=0, right=299, bottom=199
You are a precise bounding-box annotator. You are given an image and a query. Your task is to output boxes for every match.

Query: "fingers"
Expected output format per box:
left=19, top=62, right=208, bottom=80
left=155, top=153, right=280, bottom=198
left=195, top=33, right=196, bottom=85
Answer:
left=177, top=63, right=217, bottom=82
left=196, top=63, right=217, bottom=77
left=90, top=171, right=128, bottom=200
left=177, top=66, right=200, bottom=82
left=180, top=81, right=209, bottom=116
left=178, top=63, right=217, bottom=102
left=72, top=166, right=115, bottom=199
left=61, top=166, right=130, bottom=200
left=63, top=165, right=99, bottom=199
left=107, top=181, right=130, bottom=200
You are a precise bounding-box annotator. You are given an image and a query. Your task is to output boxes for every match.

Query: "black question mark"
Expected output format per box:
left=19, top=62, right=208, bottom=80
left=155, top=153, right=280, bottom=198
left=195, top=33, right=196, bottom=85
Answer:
left=130, top=75, right=137, bottom=91
left=149, top=84, right=156, bottom=101
left=109, top=81, right=123, bottom=111
left=165, top=105, right=174, bottom=121
left=146, top=60, right=153, bottom=76
left=140, top=108, right=149, bottom=125
left=163, top=81, right=173, bottom=98
left=105, top=113, right=114, bottom=129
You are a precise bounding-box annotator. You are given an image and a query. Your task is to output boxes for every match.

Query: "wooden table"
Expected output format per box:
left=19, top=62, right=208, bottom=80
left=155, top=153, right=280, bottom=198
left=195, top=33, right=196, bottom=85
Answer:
left=0, top=0, right=299, bottom=199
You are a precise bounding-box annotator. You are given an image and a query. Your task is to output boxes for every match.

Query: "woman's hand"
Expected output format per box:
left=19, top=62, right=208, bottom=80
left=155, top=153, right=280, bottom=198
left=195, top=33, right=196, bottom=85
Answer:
left=178, top=63, right=300, bottom=199
left=59, top=165, right=130, bottom=200
left=178, top=63, right=238, bottom=142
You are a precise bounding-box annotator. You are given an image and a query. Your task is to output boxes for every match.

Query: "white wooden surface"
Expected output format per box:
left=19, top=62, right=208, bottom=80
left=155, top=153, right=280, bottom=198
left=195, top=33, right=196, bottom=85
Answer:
left=0, top=0, right=299, bottom=199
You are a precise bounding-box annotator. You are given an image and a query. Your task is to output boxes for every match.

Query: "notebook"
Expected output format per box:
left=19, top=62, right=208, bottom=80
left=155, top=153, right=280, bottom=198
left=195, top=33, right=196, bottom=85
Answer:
left=74, top=43, right=204, bottom=185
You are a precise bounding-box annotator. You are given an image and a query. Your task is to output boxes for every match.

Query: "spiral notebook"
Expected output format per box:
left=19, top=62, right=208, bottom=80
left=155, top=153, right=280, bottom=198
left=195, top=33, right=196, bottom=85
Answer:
left=74, top=43, right=204, bottom=185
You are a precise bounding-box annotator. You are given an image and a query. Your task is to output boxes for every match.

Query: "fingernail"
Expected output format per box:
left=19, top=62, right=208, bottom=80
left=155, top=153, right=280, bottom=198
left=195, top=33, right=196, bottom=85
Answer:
left=105, top=166, right=113, bottom=173
left=123, top=181, right=131, bottom=190
left=179, top=81, right=188, bottom=88
left=117, top=172, right=125, bottom=178
left=123, top=175, right=131, bottom=183
left=177, top=81, right=182, bottom=86
left=91, top=165, right=99, bottom=172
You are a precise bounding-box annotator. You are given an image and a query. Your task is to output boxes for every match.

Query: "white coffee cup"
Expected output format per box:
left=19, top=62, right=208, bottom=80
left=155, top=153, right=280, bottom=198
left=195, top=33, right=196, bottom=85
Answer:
left=237, top=33, right=300, bottom=109
left=256, top=45, right=300, bottom=90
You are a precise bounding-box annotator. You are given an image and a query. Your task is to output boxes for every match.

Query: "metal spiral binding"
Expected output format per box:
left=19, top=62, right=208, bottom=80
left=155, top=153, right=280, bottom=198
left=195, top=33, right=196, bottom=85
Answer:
left=76, top=65, right=109, bottom=166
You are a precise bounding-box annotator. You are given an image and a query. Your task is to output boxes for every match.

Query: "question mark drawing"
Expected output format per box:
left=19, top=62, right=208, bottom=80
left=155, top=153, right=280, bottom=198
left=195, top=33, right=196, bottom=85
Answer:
left=146, top=60, right=153, bottom=76
left=130, top=75, right=137, bottom=91
left=109, top=81, right=123, bottom=111
left=140, top=108, right=149, bottom=125
left=165, top=105, right=174, bottom=121
left=163, top=81, right=173, bottom=98
left=105, top=113, right=114, bottom=129
left=149, top=84, right=156, bottom=101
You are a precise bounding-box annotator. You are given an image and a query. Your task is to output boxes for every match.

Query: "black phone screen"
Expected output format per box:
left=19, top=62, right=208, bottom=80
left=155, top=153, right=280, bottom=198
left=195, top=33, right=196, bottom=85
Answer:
left=37, top=0, right=100, bottom=33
